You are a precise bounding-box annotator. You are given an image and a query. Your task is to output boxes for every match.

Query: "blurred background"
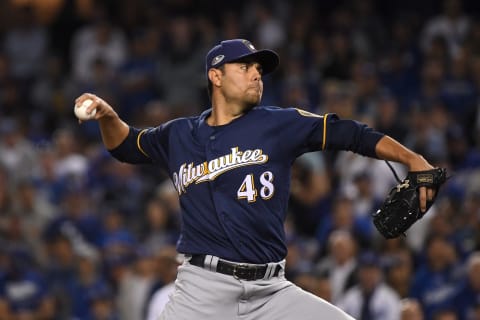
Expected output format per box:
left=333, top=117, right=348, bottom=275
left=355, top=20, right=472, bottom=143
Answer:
left=0, top=0, right=479, bottom=319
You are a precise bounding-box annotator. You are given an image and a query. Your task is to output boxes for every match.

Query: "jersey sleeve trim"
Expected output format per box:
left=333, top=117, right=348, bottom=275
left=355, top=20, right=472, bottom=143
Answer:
left=322, top=113, right=329, bottom=150
left=137, top=129, right=150, bottom=158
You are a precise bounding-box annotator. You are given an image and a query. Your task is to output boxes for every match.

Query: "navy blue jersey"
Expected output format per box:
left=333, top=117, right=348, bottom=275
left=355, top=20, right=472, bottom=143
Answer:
left=110, top=106, right=383, bottom=263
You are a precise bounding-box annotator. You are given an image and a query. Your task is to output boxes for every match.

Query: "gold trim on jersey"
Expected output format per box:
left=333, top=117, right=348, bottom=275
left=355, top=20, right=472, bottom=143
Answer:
left=295, top=108, right=323, bottom=118
left=294, top=108, right=328, bottom=150
left=137, top=129, right=149, bottom=157
left=322, top=113, right=328, bottom=150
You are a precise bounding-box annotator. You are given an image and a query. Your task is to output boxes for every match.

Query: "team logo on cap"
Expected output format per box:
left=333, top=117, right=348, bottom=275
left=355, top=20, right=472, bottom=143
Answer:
left=211, top=55, right=225, bottom=66
left=241, top=39, right=256, bottom=51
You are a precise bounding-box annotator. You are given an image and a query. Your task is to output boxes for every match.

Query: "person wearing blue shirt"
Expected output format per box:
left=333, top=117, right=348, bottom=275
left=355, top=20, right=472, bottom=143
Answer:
left=452, top=252, right=480, bottom=320
left=0, top=249, right=54, bottom=319
left=410, top=235, right=462, bottom=320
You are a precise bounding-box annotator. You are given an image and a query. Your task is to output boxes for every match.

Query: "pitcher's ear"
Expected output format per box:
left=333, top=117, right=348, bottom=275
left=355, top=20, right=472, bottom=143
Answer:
left=208, top=68, right=222, bottom=87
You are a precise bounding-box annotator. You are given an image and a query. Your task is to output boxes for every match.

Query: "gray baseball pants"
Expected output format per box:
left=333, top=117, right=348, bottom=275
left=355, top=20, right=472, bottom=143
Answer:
left=158, top=257, right=355, bottom=320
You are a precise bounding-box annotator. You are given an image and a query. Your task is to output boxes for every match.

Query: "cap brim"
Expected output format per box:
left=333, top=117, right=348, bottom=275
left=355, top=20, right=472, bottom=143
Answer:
left=227, top=49, right=279, bottom=75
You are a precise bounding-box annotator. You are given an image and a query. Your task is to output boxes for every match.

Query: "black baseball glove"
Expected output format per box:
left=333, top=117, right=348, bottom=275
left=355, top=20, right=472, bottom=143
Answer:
left=372, top=166, right=447, bottom=239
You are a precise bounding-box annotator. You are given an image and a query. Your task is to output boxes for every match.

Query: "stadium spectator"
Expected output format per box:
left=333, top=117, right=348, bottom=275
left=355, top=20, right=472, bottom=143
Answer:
left=338, top=251, right=401, bottom=320
left=410, top=235, right=463, bottom=319
left=315, top=230, right=358, bottom=303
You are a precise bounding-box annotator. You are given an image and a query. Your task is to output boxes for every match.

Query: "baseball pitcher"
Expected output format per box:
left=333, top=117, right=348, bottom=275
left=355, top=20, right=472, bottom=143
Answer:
left=75, top=39, right=443, bottom=320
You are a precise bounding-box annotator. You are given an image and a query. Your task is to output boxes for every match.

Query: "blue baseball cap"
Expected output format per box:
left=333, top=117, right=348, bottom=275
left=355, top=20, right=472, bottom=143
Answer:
left=358, top=251, right=381, bottom=268
left=205, top=39, right=279, bottom=76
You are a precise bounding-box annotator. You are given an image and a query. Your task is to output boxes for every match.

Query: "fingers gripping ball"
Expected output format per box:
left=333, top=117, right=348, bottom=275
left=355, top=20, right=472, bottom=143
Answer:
left=74, top=99, right=96, bottom=120
left=372, top=168, right=447, bottom=239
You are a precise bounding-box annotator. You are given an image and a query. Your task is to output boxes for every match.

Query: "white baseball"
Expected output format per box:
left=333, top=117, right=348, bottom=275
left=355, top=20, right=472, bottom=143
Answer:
left=74, top=99, right=96, bottom=120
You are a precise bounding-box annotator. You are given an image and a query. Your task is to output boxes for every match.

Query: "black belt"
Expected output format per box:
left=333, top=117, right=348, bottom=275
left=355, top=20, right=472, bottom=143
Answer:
left=189, top=254, right=281, bottom=281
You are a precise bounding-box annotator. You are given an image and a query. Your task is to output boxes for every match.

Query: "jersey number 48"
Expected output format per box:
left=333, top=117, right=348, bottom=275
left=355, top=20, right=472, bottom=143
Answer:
left=237, top=171, right=274, bottom=203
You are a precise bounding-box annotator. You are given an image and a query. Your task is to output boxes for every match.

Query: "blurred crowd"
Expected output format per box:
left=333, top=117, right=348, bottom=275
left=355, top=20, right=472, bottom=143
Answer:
left=0, top=0, right=480, bottom=319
